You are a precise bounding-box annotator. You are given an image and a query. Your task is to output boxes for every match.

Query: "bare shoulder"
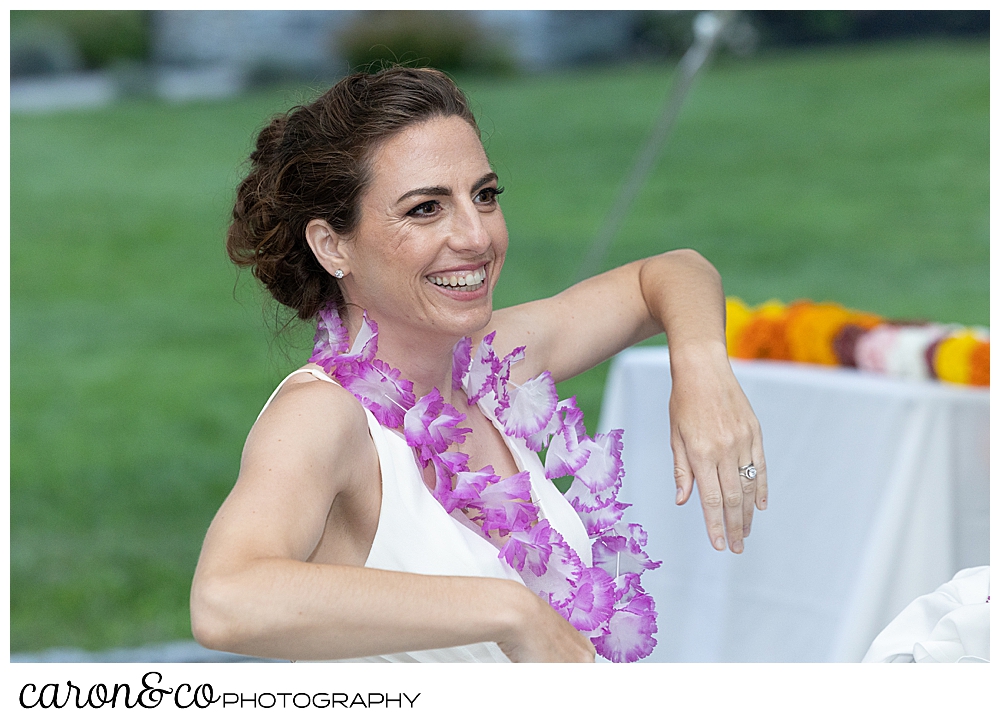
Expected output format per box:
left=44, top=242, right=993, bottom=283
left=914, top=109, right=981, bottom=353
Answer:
left=242, top=368, right=376, bottom=496
left=198, top=370, right=380, bottom=571
left=254, top=374, right=369, bottom=448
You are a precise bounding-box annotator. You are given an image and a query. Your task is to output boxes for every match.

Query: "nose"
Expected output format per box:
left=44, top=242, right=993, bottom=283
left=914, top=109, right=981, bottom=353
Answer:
left=447, top=201, right=493, bottom=255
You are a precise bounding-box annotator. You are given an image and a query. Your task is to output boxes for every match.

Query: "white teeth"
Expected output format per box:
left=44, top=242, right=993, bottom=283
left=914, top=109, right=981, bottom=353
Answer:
left=428, top=267, right=486, bottom=290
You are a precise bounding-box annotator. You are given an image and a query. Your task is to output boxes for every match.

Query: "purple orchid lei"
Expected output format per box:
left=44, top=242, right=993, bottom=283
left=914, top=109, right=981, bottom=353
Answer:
left=309, top=306, right=660, bottom=662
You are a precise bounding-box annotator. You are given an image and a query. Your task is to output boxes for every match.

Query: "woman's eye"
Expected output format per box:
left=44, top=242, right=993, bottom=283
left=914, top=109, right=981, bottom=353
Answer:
left=475, top=186, right=504, bottom=204
left=407, top=200, right=439, bottom=217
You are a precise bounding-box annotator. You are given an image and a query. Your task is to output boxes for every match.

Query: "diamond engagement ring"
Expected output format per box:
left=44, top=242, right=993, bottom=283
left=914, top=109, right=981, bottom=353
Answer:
left=739, top=464, right=757, bottom=480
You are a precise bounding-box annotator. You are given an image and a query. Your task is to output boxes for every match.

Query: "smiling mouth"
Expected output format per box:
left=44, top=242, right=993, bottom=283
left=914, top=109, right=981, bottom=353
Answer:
left=427, top=266, right=487, bottom=292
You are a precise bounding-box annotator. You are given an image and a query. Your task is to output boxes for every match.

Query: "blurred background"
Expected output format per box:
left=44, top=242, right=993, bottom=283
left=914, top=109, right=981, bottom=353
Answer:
left=10, top=10, right=988, bottom=658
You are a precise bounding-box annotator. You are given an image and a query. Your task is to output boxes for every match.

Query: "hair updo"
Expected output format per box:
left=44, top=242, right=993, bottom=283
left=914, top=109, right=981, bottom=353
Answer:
left=227, top=66, right=480, bottom=320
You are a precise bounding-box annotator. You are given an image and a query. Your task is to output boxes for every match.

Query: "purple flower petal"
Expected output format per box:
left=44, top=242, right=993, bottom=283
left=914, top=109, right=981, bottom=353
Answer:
left=498, top=370, right=559, bottom=439
left=404, top=390, right=442, bottom=455
left=524, top=413, right=559, bottom=453
left=308, top=306, right=350, bottom=373
left=613, top=521, right=656, bottom=557
left=482, top=502, right=537, bottom=536
left=525, top=396, right=581, bottom=452
left=621, top=590, right=656, bottom=616
left=491, top=345, right=526, bottom=415
left=577, top=501, right=631, bottom=538
left=518, top=533, right=584, bottom=609
left=573, top=430, right=624, bottom=493
left=472, top=471, right=537, bottom=536
left=337, top=358, right=415, bottom=428
left=499, top=519, right=555, bottom=576
left=592, top=522, right=662, bottom=577
left=544, top=422, right=592, bottom=479
left=449, top=466, right=497, bottom=513
left=466, top=332, right=500, bottom=405
left=565, top=474, right=621, bottom=514
left=592, top=528, right=660, bottom=577
left=500, top=345, right=526, bottom=369
left=592, top=604, right=657, bottom=663
left=436, top=450, right=471, bottom=475
left=562, top=566, right=615, bottom=634
left=612, top=573, right=644, bottom=605
left=347, top=311, right=379, bottom=361
left=403, top=388, right=471, bottom=465
left=559, top=398, right=588, bottom=437
left=452, top=337, right=472, bottom=390
left=428, top=452, right=470, bottom=510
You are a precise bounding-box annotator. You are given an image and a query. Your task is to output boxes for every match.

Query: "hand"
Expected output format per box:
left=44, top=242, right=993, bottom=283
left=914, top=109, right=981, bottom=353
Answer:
left=498, top=586, right=596, bottom=663
left=668, top=343, right=767, bottom=553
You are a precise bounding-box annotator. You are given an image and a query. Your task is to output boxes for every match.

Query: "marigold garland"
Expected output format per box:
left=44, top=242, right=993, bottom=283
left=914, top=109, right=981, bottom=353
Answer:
left=726, top=297, right=989, bottom=387
left=969, top=340, right=990, bottom=387
left=728, top=299, right=791, bottom=361
left=934, top=332, right=980, bottom=385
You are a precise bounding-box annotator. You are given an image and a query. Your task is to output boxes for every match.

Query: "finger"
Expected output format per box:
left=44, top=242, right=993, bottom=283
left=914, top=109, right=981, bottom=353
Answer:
left=739, top=454, right=756, bottom=539
left=728, top=417, right=761, bottom=543
left=737, top=425, right=758, bottom=538
left=692, top=460, right=726, bottom=551
left=751, top=427, right=768, bottom=511
left=718, top=458, right=746, bottom=554
left=671, top=429, right=695, bottom=505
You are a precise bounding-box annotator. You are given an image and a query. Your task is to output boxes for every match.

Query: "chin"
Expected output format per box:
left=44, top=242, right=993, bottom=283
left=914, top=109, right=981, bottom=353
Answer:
left=448, top=305, right=493, bottom=338
left=427, top=296, right=492, bottom=337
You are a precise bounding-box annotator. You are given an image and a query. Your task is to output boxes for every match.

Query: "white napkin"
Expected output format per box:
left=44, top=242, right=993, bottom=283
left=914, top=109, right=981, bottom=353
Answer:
left=862, top=566, right=990, bottom=663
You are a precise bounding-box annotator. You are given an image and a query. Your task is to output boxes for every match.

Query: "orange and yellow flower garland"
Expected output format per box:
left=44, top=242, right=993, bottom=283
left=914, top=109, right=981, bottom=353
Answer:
left=725, top=298, right=989, bottom=387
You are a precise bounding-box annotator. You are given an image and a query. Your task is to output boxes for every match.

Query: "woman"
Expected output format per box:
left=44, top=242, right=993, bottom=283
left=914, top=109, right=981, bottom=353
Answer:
left=191, top=67, right=766, bottom=663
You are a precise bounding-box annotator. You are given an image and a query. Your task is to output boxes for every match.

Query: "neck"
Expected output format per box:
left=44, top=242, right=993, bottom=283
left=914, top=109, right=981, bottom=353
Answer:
left=343, top=307, right=461, bottom=404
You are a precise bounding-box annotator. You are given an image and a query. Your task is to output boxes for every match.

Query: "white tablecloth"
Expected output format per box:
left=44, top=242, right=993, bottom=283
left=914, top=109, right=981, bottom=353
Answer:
left=598, top=347, right=990, bottom=662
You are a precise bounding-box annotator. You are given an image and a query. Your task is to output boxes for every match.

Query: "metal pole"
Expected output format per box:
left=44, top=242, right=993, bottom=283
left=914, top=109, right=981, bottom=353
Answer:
left=574, top=11, right=731, bottom=283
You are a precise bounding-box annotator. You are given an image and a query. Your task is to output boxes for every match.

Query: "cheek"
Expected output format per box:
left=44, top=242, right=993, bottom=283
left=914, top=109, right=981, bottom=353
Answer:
left=491, top=215, right=510, bottom=255
left=492, top=219, right=508, bottom=261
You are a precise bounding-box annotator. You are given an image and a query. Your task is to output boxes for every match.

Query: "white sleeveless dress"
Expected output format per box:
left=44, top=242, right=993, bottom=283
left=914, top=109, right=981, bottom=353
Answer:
left=260, top=368, right=593, bottom=663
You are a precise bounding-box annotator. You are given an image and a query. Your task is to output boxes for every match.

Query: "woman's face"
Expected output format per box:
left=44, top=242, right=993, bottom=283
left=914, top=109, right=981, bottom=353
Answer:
left=340, top=114, right=508, bottom=341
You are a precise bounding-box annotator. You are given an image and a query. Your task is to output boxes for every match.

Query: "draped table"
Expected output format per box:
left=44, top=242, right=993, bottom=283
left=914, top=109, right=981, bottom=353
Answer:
left=598, top=347, right=989, bottom=662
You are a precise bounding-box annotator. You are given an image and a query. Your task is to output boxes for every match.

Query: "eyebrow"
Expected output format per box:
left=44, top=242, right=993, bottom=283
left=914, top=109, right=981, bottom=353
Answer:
left=395, top=173, right=499, bottom=205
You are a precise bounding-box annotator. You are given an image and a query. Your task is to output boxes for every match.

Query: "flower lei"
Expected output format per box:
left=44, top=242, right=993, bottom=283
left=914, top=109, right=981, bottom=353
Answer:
left=309, top=307, right=660, bottom=662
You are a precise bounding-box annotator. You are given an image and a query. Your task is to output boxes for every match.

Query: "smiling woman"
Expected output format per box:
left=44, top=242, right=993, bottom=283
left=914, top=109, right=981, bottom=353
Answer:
left=191, top=66, right=766, bottom=663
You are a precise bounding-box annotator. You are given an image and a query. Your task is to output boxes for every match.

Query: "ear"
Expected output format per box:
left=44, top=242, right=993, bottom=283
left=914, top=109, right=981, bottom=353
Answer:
left=305, top=219, right=351, bottom=278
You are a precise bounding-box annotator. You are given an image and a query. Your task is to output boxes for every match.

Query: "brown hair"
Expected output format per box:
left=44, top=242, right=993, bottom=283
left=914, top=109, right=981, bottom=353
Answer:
left=226, top=66, right=479, bottom=320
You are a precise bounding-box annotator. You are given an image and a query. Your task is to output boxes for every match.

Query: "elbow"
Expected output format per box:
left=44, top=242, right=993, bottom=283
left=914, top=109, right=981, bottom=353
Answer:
left=655, top=249, right=722, bottom=287
left=665, top=247, right=717, bottom=272
left=663, top=247, right=703, bottom=260
left=641, top=248, right=721, bottom=285
left=190, top=574, right=241, bottom=652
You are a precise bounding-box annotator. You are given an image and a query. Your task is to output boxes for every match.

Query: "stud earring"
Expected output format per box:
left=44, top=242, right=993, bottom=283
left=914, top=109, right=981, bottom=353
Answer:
left=333, top=269, right=344, bottom=279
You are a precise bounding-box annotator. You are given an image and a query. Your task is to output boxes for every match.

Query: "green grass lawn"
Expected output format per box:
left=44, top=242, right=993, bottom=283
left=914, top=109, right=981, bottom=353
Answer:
left=10, top=40, right=988, bottom=653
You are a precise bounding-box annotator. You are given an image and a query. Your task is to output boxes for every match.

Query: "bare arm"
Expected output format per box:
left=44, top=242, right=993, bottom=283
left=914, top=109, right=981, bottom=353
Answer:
left=190, top=379, right=593, bottom=661
left=487, top=249, right=719, bottom=383
left=489, top=249, right=767, bottom=554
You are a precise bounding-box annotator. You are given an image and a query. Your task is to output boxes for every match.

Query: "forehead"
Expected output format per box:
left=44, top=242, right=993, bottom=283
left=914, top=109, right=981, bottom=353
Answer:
left=366, top=116, right=490, bottom=198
